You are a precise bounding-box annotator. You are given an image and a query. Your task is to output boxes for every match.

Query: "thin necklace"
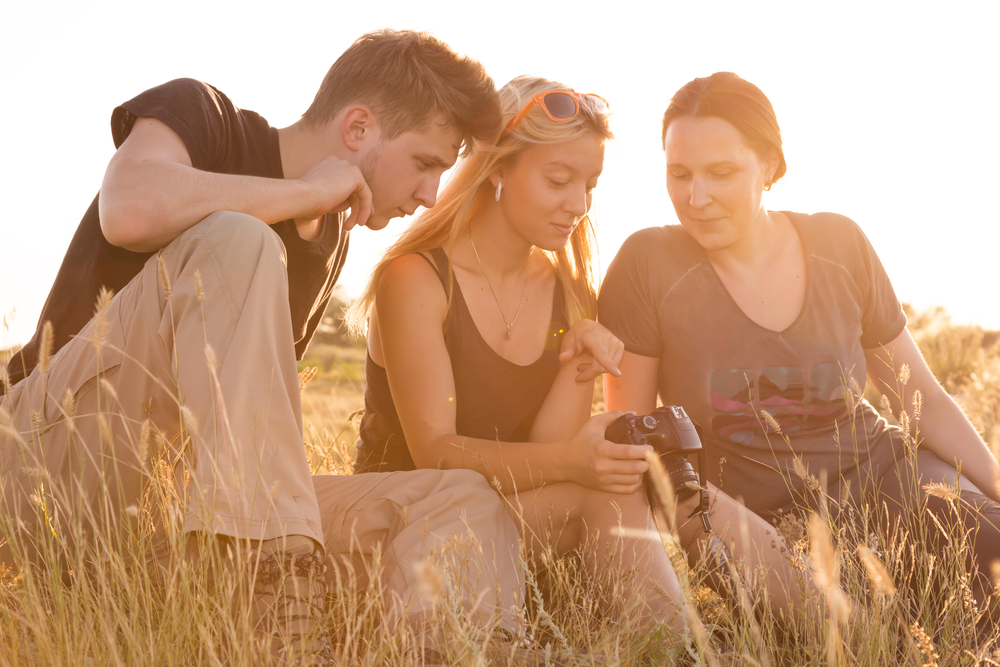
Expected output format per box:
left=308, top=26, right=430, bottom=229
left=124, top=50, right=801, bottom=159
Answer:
left=469, top=230, right=529, bottom=339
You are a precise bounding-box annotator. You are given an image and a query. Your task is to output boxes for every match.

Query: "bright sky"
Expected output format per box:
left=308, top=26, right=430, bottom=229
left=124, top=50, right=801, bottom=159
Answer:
left=2, top=0, right=998, bottom=349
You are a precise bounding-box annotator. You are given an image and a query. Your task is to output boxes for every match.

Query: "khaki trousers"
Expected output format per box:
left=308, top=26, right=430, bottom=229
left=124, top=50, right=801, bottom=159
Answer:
left=0, top=211, right=522, bottom=632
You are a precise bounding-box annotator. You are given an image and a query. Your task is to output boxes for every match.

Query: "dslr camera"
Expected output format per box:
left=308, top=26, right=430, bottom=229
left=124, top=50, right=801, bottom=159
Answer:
left=604, top=405, right=703, bottom=502
left=605, top=405, right=734, bottom=578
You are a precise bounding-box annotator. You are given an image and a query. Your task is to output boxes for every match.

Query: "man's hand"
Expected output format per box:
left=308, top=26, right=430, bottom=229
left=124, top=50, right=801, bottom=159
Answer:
left=558, top=319, right=625, bottom=383
left=296, top=156, right=373, bottom=231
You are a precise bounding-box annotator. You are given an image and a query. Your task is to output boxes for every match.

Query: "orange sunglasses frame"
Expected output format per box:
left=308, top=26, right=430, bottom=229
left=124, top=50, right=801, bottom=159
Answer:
left=501, top=91, right=609, bottom=137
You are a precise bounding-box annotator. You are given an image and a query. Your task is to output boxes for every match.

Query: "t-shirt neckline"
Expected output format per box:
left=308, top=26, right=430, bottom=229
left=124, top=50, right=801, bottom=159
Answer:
left=701, top=210, right=811, bottom=337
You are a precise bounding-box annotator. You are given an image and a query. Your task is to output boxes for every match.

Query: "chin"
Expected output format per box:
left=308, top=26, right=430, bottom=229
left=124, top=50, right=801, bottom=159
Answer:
left=536, top=236, right=571, bottom=253
left=364, top=215, right=392, bottom=231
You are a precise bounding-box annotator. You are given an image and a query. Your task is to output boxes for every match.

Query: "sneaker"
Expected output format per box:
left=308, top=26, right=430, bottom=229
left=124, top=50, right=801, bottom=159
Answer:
left=251, top=546, right=335, bottom=666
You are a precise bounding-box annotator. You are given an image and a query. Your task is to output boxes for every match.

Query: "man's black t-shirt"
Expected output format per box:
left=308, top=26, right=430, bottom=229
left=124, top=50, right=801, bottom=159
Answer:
left=6, top=79, right=349, bottom=389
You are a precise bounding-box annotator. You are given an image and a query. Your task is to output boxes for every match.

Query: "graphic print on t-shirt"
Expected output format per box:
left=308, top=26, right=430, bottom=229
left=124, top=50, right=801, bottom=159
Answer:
left=710, top=363, right=850, bottom=445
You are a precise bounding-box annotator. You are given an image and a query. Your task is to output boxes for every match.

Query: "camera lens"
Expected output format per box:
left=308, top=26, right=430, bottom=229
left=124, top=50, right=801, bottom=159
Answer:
left=664, top=456, right=701, bottom=502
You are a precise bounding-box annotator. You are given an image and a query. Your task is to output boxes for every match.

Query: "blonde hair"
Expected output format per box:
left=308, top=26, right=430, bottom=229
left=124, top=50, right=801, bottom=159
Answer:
left=348, top=75, right=612, bottom=335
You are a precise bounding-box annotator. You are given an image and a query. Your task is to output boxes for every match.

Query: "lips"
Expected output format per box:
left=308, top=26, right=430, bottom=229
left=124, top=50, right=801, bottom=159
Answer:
left=686, top=214, right=725, bottom=225
left=551, top=222, right=575, bottom=235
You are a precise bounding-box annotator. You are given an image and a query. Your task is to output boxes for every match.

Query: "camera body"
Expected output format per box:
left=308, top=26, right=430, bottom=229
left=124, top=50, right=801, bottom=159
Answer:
left=604, top=405, right=703, bottom=502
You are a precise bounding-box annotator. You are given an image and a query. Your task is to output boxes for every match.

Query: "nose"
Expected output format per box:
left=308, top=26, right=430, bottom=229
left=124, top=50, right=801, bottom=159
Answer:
left=565, top=184, right=589, bottom=217
left=689, top=175, right=712, bottom=209
left=414, top=174, right=439, bottom=209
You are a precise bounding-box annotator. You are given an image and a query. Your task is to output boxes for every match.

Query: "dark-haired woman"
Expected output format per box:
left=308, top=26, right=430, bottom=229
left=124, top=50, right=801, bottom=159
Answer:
left=600, top=71, right=1000, bottom=620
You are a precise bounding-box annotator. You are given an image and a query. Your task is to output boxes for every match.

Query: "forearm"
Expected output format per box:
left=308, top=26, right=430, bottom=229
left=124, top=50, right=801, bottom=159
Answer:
left=414, top=434, right=566, bottom=495
left=100, top=159, right=311, bottom=252
left=917, top=388, right=1000, bottom=502
left=529, top=354, right=595, bottom=442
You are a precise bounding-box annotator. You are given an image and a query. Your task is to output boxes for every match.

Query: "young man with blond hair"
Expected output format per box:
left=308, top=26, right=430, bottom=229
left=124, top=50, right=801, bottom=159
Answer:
left=1, top=30, right=522, bottom=664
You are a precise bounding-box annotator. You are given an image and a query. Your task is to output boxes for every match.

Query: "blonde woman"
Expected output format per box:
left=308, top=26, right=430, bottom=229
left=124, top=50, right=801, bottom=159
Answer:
left=349, top=77, right=690, bottom=632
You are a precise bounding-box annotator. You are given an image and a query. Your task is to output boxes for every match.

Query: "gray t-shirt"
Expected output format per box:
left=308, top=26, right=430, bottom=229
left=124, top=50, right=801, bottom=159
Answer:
left=599, top=212, right=908, bottom=520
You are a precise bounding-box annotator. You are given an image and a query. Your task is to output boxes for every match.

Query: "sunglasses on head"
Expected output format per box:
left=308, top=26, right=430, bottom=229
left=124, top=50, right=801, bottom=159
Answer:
left=501, top=90, right=609, bottom=138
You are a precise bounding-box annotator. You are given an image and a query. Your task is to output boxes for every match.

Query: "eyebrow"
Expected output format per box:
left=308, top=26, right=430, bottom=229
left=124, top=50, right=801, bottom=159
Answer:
left=667, top=160, right=742, bottom=169
left=547, top=159, right=604, bottom=178
left=417, top=153, right=456, bottom=169
left=546, top=160, right=576, bottom=171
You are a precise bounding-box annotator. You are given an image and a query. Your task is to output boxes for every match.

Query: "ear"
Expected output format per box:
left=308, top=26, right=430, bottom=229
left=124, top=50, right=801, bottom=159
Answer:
left=763, top=149, right=780, bottom=183
left=487, top=170, right=505, bottom=189
left=341, top=105, right=377, bottom=153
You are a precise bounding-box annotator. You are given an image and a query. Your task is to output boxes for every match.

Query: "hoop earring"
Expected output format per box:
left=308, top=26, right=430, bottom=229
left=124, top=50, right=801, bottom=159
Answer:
left=495, top=181, right=503, bottom=202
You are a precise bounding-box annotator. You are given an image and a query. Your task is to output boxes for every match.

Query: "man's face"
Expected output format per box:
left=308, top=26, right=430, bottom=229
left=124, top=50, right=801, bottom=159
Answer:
left=359, top=117, right=464, bottom=230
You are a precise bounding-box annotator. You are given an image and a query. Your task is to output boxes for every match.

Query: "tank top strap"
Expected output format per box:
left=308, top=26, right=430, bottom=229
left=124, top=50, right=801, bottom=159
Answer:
left=413, top=247, right=450, bottom=292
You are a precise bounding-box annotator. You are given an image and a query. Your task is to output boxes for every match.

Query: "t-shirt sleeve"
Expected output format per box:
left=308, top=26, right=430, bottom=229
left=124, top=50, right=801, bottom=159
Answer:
left=598, top=230, right=663, bottom=357
left=843, top=217, right=907, bottom=348
left=110, top=79, right=234, bottom=172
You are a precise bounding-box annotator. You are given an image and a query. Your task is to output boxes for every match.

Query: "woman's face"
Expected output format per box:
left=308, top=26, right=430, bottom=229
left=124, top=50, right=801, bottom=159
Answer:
left=496, top=132, right=605, bottom=252
left=663, top=116, right=776, bottom=252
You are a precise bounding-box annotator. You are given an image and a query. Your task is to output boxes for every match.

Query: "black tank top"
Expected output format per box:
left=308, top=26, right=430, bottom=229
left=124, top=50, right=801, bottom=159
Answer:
left=354, top=247, right=569, bottom=473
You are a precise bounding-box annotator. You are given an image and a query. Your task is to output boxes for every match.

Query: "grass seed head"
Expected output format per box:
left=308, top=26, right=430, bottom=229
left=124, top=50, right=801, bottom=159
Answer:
left=879, top=394, right=893, bottom=419
left=23, top=467, right=51, bottom=481
left=923, top=482, right=961, bottom=503
left=297, top=366, right=317, bottom=394
left=761, top=409, right=782, bottom=434
left=808, top=512, right=851, bottom=624
left=792, top=456, right=822, bottom=492
left=60, top=388, right=76, bottom=417
left=37, top=320, right=53, bottom=375
left=100, top=378, right=118, bottom=402
left=909, top=622, right=940, bottom=667
left=138, top=419, right=151, bottom=465
left=205, top=344, right=218, bottom=374
left=97, top=414, right=112, bottom=444
left=89, top=287, right=113, bottom=350
left=898, top=363, right=911, bottom=387
left=194, top=269, right=205, bottom=302
left=157, top=255, right=172, bottom=299
left=180, top=405, right=198, bottom=433
left=857, top=544, right=896, bottom=597
left=416, top=559, right=444, bottom=603
left=899, top=409, right=911, bottom=437
left=848, top=376, right=863, bottom=410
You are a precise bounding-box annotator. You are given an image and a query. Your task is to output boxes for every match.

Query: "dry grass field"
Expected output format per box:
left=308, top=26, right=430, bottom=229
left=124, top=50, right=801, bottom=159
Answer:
left=1, top=301, right=998, bottom=666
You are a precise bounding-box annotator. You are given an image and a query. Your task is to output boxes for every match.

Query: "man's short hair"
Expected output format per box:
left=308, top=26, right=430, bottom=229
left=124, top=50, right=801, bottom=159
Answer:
left=304, top=30, right=500, bottom=152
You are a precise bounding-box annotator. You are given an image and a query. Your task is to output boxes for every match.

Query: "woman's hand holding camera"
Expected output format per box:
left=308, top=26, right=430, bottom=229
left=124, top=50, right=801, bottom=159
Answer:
left=562, top=411, right=652, bottom=494
left=559, top=319, right=625, bottom=383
